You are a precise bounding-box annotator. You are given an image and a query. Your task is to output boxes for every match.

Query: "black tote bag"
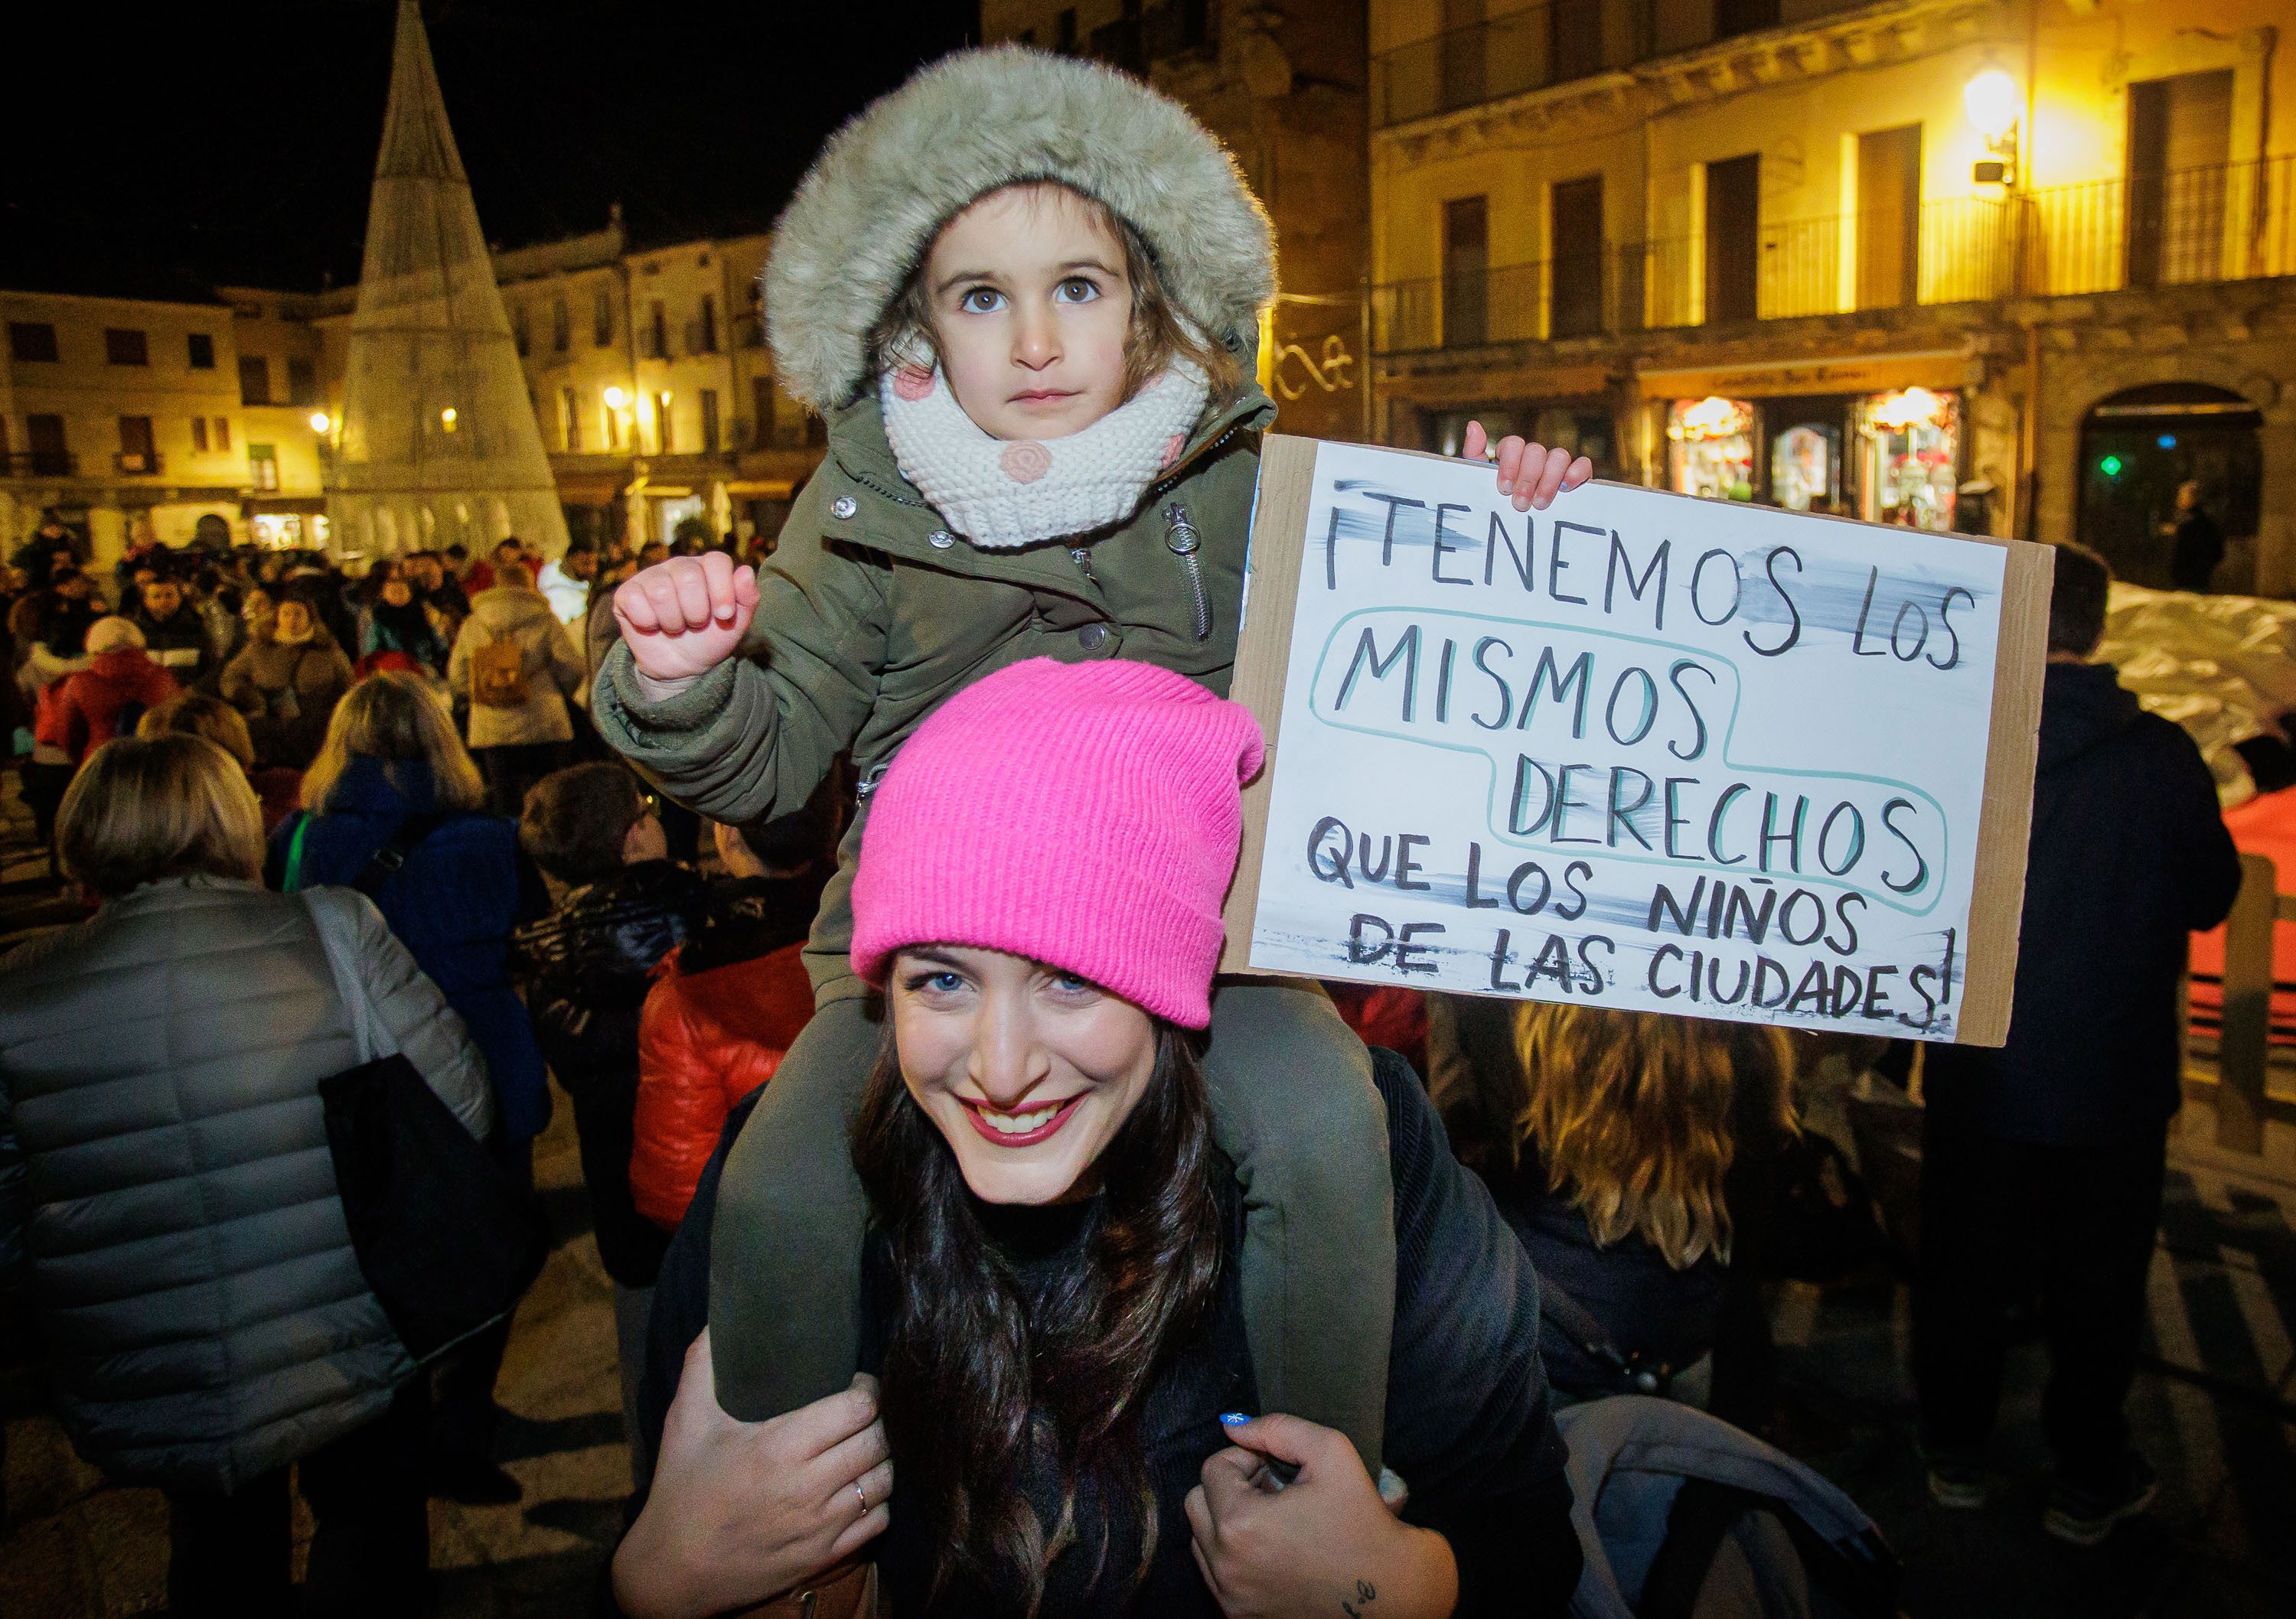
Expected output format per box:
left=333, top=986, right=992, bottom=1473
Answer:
left=319, top=1053, right=550, bottom=1360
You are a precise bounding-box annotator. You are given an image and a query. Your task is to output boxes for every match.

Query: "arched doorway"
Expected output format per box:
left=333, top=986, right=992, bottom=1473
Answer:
left=2076, top=383, right=2262, bottom=590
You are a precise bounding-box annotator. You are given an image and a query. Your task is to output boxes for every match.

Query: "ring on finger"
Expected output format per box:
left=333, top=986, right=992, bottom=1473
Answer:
left=855, top=1481, right=868, bottom=1513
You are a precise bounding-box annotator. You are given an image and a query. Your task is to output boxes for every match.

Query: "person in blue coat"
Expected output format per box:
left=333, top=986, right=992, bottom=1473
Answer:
left=267, top=668, right=550, bottom=1503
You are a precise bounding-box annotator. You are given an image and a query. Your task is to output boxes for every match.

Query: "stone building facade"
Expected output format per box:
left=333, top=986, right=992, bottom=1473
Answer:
left=1, top=286, right=344, bottom=565
left=483, top=216, right=823, bottom=553
left=1368, top=0, right=2296, bottom=592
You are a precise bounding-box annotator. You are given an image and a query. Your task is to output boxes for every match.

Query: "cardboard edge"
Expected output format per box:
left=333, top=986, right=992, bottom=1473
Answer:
left=1219, top=435, right=1322, bottom=973
left=1955, top=538, right=2055, bottom=1046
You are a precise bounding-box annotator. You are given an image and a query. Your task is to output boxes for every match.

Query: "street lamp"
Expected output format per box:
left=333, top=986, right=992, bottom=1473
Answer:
left=308, top=412, right=332, bottom=433
left=603, top=386, right=628, bottom=410
left=1965, top=69, right=2020, bottom=185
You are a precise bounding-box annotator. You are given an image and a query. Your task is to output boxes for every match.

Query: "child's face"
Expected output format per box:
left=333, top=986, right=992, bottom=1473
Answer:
left=922, top=184, right=1133, bottom=442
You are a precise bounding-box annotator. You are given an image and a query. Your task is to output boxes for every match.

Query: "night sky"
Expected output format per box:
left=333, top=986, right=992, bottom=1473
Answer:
left=2, top=0, right=979, bottom=299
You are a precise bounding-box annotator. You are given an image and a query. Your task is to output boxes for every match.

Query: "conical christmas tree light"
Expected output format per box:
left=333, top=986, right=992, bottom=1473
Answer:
left=328, top=0, right=566, bottom=559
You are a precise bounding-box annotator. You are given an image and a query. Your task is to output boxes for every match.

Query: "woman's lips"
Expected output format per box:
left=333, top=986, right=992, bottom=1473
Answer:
left=963, top=1095, right=1084, bottom=1148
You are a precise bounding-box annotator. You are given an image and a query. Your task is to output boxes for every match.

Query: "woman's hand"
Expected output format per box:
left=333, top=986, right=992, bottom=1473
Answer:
left=1462, top=420, right=1594, bottom=513
left=611, top=1331, right=891, bottom=1619
left=614, top=553, right=760, bottom=690
left=1185, top=1414, right=1457, bottom=1619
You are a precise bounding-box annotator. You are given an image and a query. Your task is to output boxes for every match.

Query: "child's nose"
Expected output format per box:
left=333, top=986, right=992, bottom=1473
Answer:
left=1013, top=305, right=1061, bottom=370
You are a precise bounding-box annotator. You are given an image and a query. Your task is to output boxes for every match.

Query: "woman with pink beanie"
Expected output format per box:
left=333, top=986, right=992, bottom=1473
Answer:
left=612, top=658, right=1579, bottom=1619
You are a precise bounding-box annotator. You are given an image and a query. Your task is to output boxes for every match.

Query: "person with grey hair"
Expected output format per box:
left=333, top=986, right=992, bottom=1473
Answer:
left=1916, top=540, right=2242, bottom=1544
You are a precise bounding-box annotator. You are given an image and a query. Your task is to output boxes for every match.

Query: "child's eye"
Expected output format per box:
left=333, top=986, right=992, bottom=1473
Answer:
left=958, top=288, right=1006, bottom=314
left=1054, top=279, right=1101, bottom=305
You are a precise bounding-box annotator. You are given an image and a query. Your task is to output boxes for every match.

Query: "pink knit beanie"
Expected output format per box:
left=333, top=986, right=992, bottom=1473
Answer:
left=850, top=657, right=1265, bottom=1028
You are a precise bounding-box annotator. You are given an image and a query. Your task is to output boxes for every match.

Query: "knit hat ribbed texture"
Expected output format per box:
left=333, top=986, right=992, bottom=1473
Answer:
left=850, top=657, right=1265, bottom=1028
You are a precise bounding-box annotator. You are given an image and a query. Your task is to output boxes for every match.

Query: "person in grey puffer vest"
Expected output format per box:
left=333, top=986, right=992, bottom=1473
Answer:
left=0, top=733, right=494, bottom=1617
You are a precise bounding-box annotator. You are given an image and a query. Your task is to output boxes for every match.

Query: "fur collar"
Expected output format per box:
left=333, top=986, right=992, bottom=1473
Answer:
left=765, top=46, right=1274, bottom=412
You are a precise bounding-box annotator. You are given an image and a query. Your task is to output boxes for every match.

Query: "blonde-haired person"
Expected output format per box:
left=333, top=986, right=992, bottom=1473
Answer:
left=0, top=734, right=491, bottom=1615
left=1473, top=1003, right=1799, bottom=1406
left=266, top=671, right=551, bottom=1503
left=138, top=689, right=305, bottom=833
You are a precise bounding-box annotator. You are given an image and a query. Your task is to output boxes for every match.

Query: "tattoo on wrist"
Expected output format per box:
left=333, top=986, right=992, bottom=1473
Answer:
left=1341, top=1578, right=1377, bottom=1617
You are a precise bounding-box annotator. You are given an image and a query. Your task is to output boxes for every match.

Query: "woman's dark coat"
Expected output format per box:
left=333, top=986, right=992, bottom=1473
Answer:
left=269, top=756, right=553, bottom=1140
left=633, top=1051, right=1581, bottom=1617
left=0, top=878, right=492, bottom=1492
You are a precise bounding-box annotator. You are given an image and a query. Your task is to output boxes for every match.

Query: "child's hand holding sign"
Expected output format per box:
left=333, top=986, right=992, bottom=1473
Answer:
left=1463, top=419, right=1594, bottom=511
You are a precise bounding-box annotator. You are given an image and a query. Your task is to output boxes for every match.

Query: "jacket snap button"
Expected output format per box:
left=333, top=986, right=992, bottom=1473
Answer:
left=927, top=529, right=953, bottom=549
left=830, top=495, right=858, bottom=520
left=1078, top=624, right=1109, bottom=651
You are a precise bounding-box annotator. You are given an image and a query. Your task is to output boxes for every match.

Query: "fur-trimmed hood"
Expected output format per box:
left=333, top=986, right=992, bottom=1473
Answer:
left=765, top=45, right=1277, bottom=412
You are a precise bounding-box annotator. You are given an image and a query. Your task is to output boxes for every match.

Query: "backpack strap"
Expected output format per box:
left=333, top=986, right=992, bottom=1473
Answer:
left=1538, top=1274, right=1675, bottom=1398
left=280, top=810, right=313, bottom=893
left=356, top=813, right=448, bottom=895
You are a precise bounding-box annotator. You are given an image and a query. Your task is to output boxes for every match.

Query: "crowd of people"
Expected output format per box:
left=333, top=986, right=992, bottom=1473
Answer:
left=0, top=43, right=2245, bottom=1619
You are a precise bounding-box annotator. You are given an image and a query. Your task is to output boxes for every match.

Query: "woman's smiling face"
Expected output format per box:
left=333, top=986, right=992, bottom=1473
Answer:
left=890, top=944, right=1159, bottom=1205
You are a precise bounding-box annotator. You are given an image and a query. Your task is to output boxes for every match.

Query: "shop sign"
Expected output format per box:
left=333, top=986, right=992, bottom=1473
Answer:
left=1639, top=351, right=1966, bottom=400
left=1225, top=436, right=2051, bottom=1045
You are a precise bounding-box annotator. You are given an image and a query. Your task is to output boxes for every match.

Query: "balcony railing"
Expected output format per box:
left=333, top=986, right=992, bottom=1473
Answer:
left=1, top=450, right=77, bottom=478
left=1372, top=156, right=2296, bottom=354
left=116, top=449, right=164, bottom=476
left=1373, top=5, right=1607, bottom=131
left=1088, top=2, right=1212, bottom=77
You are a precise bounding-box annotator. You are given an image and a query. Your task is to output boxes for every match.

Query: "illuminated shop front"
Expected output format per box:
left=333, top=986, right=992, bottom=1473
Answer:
left=1855, top=387, right=1960, bottom=530
left=1649, top=363, right=1965, bottom=526
left=1666, top=396, right=1756, bottom=501
left=247, top=500, right=332, bottom=552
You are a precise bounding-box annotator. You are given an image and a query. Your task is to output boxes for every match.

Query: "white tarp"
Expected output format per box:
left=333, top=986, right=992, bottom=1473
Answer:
left=2095, top=582, right=2296, bottom=807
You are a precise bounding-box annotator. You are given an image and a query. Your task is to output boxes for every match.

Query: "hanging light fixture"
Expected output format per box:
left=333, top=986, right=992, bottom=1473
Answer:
left=1965, top=69, right=2020, bottom=185
left=1675, top=396, right=1750, bottom=441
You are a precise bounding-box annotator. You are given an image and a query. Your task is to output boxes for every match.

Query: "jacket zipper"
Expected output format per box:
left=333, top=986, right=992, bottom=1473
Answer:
left=1164, top=503, right=1211, bottom=643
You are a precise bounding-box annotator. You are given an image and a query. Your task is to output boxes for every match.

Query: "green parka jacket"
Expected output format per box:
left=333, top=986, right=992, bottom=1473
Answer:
left=592, top=376, right=1276, bottom=1003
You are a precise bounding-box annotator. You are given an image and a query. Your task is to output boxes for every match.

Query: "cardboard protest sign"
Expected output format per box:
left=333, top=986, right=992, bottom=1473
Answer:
left=1222, top=435, right=2053, bottom=1046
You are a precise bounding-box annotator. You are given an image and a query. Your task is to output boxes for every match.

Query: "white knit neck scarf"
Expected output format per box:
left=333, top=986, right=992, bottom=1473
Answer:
left=877, top=358, right=1209, bottom=549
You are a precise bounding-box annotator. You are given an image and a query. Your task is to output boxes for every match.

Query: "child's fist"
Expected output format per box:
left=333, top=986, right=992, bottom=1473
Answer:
left=615, top=554, right=759, bottom=686
left=1463, top=420, right=1594, bottom=512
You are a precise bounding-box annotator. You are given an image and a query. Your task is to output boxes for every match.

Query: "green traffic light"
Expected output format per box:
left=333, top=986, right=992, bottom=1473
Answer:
left=2100, top=454, right=2123, bottom=476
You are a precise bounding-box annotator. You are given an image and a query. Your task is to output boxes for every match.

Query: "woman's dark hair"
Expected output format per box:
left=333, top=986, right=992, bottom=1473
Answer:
left=851, top=1016, right=1224, bottom=1613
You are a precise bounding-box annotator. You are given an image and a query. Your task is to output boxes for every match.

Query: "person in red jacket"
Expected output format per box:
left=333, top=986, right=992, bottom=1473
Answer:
left=631, top=800, right=833, bottom=1232
left=46, top=616, right=177, bottom=764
